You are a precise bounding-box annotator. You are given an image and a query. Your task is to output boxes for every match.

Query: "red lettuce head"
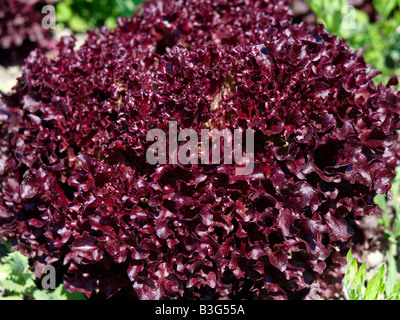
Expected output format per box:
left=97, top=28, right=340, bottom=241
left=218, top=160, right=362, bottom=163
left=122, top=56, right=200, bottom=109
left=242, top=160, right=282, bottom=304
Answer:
left=1, top=0, right=400, bottom=299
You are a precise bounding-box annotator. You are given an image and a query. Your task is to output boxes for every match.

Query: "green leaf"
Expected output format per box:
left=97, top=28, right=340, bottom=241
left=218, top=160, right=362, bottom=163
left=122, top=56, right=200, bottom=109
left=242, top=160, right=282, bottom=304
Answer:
left=383, top=229, right=395, bottom=242
left=69, top=15, right=90, bottom=33
left=32, top=290, right=56, bottom=300
left=55, top=1, right=74, bottom=22
left=346, top=248, right=352, bottom=264
left=385, top=251, right=398, bottom=297
left=33, top=284, right=87, bottom=300
left=364, top=265, right=386, bottom=300
left=105, top=16, right=117, bottom=29
left=64, top=290, right=87, bottom=300
left=374, top=0, right=398, bottom=20
left=344, top=249, right=364, bottom=300
left=394, top=216, right=400, bottom=238
left=387, top=279, right=400, bottom=300
left=1, top=294, right=23, bottom=300
left=0, top=264, right=11, bottom=281
left=374, top=194, right=387, bottom=212
left=348, top=258, right=358, bottom=284
left=33, top=286, right=66, bottom=300
left=0, top=279, right=28, bottom=293
left=0, top=251, right=36, bottom=295
left=353, top=262, right=367, bottom=297
left=5, top=251, right=29, bottom=276
left=379, top=214, right=391, bottom=229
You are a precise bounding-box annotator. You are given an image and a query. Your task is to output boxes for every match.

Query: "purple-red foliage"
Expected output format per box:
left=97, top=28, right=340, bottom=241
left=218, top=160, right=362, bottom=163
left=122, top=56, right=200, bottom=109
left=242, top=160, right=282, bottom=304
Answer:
left=0, top=0, right=58, bottom=65
left=1, top=0, right=400, bottom=299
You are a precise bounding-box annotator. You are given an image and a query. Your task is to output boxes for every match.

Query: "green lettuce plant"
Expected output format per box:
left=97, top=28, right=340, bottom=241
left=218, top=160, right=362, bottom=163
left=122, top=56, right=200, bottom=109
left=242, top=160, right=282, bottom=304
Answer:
left=0, top=250, right=85, bottom=300
left=343, top=249, right=400, bottom=300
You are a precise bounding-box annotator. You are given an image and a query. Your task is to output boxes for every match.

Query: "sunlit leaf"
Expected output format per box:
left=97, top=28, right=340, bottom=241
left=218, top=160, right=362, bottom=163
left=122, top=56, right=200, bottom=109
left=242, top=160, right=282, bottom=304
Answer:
left=364, top=265, right=386, bottom=300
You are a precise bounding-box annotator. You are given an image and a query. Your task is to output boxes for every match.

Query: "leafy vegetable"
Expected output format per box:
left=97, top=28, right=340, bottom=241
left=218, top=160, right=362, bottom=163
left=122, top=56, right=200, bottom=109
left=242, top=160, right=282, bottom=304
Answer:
left=0, top=250, right=86, bottom=300
left=32, top=284, right=86, bottom=300
left=343, top=249, right=400, bottom=300
left=0, top=251, right=36, bottom=297
left=305, top=0, right=400, bottom=85
left=1, top=0, right=400, bottom=300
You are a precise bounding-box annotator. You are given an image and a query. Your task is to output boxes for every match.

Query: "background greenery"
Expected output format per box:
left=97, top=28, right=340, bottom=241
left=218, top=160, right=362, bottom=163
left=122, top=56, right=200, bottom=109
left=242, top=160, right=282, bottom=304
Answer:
left=344, top=248, right=400, bottom=300
left=0, top=244, right=85, bottom=300
left=55, top=0, right=147, bottom=32
left=306, top=0, right=400, bottom=85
